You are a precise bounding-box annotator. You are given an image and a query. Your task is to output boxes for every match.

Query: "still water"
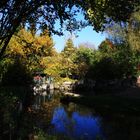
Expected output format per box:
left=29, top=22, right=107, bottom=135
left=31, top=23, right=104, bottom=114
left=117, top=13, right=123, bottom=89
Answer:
left=50, top=106, right=103, bottom=140
left=32, top=90, right=140, bottom=140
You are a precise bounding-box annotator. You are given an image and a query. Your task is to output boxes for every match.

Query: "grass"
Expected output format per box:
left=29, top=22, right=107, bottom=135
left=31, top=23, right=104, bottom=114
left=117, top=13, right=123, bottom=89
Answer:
left=61, top=94, right=140, bottom=115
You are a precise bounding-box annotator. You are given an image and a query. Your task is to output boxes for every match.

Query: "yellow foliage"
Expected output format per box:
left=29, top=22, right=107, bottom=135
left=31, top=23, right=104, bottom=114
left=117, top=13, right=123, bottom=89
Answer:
left=6, top=28, right=56, bottom=72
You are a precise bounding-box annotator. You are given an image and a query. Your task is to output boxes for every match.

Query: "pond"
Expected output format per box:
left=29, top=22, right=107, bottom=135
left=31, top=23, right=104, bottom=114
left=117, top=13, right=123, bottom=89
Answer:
left=49, top=106, right=103, bottom=140
left=31, top=90, right=140, bottom=140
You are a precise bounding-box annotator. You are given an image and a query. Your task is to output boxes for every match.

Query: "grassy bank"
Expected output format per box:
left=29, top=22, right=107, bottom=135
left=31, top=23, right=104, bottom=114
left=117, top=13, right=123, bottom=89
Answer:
left=61, top=93, right=140, bottom=115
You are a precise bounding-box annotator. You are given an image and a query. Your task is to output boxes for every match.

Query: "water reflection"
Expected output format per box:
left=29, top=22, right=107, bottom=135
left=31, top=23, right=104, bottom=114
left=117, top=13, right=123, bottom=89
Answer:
left=50, top=105, right=104, bottom=140
left=32, top=91, right=140, bottom=140
left=32, top=91, right=104, bottom=139
left=32, top=90, right=54, bottom=110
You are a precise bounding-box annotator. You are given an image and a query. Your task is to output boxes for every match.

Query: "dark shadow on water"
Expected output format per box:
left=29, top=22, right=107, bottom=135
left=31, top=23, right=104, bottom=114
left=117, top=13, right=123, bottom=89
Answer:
left=2, top=88, right=140, bottom=140
left=32, top=90, right=140, bottom=140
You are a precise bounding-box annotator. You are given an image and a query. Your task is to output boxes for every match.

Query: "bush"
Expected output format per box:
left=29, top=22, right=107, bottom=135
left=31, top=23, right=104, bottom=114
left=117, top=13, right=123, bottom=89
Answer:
left=1, top=60, right=32, bottom=86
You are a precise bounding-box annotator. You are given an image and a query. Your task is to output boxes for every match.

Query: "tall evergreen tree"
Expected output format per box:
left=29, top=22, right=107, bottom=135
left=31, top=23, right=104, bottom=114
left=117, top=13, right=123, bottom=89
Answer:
left=62, top=38, right=76, bottom=57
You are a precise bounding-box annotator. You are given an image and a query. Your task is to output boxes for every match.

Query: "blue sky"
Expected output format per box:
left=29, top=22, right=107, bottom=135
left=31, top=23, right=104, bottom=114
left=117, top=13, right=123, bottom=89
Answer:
left=52, top=26, right=106, bottom=52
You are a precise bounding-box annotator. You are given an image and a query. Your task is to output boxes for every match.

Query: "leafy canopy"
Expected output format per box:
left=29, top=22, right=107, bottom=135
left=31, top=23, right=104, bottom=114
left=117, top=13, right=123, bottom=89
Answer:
left=0, top=0, right=140, bottom=58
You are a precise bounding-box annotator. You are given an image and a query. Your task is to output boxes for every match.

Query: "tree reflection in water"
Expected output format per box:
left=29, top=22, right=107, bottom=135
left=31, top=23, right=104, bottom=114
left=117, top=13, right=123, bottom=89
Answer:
left=31, top=91, right=140, bottom=140
left=32, top=91, right=104, bottom=140
left=50, top=106, right=104, bottom=140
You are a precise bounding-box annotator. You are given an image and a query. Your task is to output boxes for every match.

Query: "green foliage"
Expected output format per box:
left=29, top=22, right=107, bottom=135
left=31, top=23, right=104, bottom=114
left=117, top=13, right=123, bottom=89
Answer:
left=106, top=8, right=140, bottom=52
left=92, top=56, right=118, bottom=80
left=0, top=87, right=33, bottom=139
left=98, top=39, right=115, bottom=53
left=104, top=9, right=140, bottom=78
left=60, top=38, right=77, bottom=78
left=0, top=28, right=56, bottom=85
left=73, top=45, right=95, bottom=79
left=128, top=8, right=140, bottom=51
left=113, top=44, right=138, bottom=77
left=42, top=38, right=77, bottom=81
left=45, top=38, right=139, bottom=82
left=43, top=55, right=62, bottom=81
left=74, top=45, right=95, bottom=65
left=84, top=0, right=140, bottom=31
left=1, top=59, right=32, bottom=86
left=86, top=41, right=139, bottom=81
left=43, top=38, right=97, bottom=81
left=7, top=28, right=56, bottom=72
left=1, top=0, right=140, bottom=58
left=62, top=38, right=76, bottom=57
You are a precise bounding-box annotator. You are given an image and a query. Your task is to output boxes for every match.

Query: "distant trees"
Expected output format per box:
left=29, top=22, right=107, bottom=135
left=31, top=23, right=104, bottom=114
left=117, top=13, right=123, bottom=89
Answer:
left=106, top=7, right=140, bottom=51
left=92, top=41, right=139, bottom=82
left=73, top=45, right=95, bottom=79
left=127, top=8, right=140, bottom=51
left=40, top=36, right=139, bottom=83
left=1, top=1, right=140, bottom=84
left=105, top=8, right=140, bottom=77
left=7, top=28, right=55, bottom=71
left=61, top=38, right=76, bottom=57
left=42, top=38, right=96, bottom=81
left=60, top=38, right=76, bottom=78
left=42, top=55, right=62, bottom=81
left=0, top=28, right=56, bottom=85
left=1, top=28, right=139, bottom=85
left=98, top=39, right=115, bottom=53
left=1, top=0, right=140, bottom=58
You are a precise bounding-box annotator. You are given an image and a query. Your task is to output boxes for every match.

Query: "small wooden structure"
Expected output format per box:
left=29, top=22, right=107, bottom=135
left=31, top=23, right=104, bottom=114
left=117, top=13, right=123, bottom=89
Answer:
left=33, top=73, right=54, bottom=94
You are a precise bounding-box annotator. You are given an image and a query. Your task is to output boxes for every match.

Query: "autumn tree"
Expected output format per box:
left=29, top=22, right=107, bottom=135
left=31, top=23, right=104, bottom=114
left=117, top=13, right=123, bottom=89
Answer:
left=60, top=38, right=76, bottom=78
left=61, top=38, right=76, bottom=57
left=98, top=39, right=115, bottom=53
left=0, top=0, right=83, bottom=58
left=7, top=28, right=55, bottom=72
left=42, top=55, right=62, bottom=81
left=0, top=28, right=56, bottom=85
left=1, top=0, right=140, bottom=58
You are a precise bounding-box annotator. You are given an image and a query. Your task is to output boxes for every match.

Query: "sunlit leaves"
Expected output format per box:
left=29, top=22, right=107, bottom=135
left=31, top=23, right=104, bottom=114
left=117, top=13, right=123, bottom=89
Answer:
left=83, top=0, right=140, bottom=31
left=73, top=45, right=95, bottom=78
left=42, top=55, right=62, bottom=79
left=96, top=41, right=139, bottom=79
left=1, top=0, right=140, bottom=58
left=59, top=38, right=77, bottom=78
left=6, top=28, right=56, bottom=72
left=98, top=39, right=115, bottom=53
left=128, top=8, right=140, bottom=51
